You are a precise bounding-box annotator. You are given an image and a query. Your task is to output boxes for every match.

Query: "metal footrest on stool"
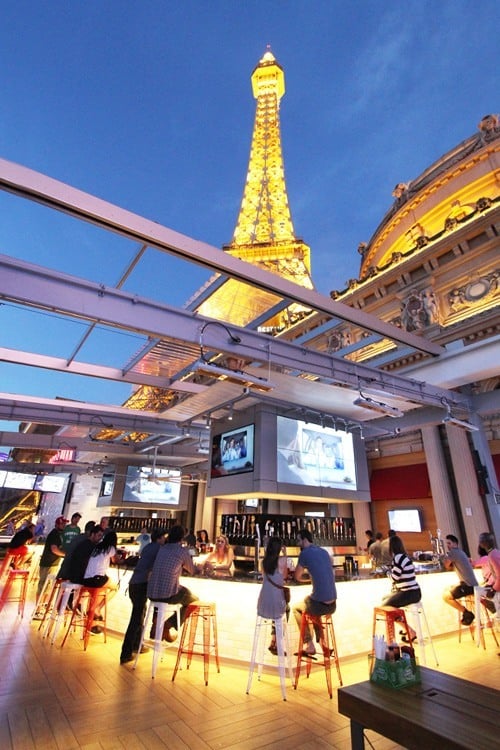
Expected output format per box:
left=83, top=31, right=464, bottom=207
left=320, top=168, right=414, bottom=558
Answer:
left=60, top=586, right=108, bottom=650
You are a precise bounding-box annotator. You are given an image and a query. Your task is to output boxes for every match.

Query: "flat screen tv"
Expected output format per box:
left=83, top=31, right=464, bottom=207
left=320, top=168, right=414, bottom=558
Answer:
left=3, top=471, right=37, bottom=490
left=388, top=508, right=422, bottom=533
left=34, top=474, right=69, bottom=493
left=276, top=415, right=357, bottom=490
left=211, top=423, right=255, bottom=478
left=123, top=466, right=182, bottom=505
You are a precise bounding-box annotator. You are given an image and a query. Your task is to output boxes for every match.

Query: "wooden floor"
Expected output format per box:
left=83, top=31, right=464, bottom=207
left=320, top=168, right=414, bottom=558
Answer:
left=0, top=593, right=499, bottom=750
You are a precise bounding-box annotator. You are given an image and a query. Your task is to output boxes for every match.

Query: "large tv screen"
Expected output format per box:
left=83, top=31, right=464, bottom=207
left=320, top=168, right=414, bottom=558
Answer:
left=34, top=474, right=69, bottom=493
left=123, top=466, right=182, bottom=505
left=211, top=423, right=255, bottom=478
left=277, top=416, right=357, bottom=490
left=3, top=471, right=38, bottom=490
left=388, top=508, right=422, bottom=533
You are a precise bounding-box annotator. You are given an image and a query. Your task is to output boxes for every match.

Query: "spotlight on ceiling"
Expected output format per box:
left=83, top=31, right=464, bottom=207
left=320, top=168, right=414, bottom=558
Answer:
left=353, top=395, right=404, bottom=419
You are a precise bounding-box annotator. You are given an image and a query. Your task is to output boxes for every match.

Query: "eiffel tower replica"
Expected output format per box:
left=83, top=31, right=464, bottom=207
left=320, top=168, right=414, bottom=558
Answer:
left=102, top=47, right=313, bottom=431
left=190, top=46, right=313, bottom=331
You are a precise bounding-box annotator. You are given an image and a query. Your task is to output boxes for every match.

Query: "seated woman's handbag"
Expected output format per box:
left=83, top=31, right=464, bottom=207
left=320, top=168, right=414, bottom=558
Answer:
left=266, top=574, right=291, bottom=604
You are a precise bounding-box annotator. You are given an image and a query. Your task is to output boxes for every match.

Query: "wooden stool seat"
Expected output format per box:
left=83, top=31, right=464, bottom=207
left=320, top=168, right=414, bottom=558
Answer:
left=172, top=602, right=220, bottom=686
left=247, top=614, right=292, bottom=701
left=294, top=612, right=342, bottom=699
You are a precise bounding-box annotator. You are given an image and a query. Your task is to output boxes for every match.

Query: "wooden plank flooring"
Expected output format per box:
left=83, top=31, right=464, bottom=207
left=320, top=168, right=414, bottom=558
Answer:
left=1, top=595, right=499, bottom=750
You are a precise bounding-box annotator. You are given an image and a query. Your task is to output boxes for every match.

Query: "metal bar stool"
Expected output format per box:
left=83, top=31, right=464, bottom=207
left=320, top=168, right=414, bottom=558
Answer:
left=294, top=612, right=342, bottom=699
left=469, top=587, right=499, bottom=649
left=0, top=555, right=30, bottom=618
left=45, top=581, right=82, bottom=644
left=172, top=602, right=220, bottom=686
left=372, top=606, right=413, bottom=647
left=133, top=600, right=182, bottom=678
left=404, top=601, right=439, bottom=666
left=60, top=585, right=107, bottom=650
left=35, top=574, right=61, bottom=630
left=247, top=614, right=292, bottom=701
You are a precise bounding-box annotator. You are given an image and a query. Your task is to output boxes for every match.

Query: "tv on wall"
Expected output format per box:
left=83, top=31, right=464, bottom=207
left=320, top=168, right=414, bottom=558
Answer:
left=211, top=423, right=255, bottom=478
left=34, top=474, right=69, bottom=493
left=388, top=508, right=422, bottom=533
left=123, top=466, right=182, bottom=505
left=276, top=415, right=357, bottom=490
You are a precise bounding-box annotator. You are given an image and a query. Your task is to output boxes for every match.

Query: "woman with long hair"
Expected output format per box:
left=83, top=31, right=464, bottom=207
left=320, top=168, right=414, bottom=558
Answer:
left=381, top=534, right=421, bottom=642
left=202, top=534, right=234, bottom=577
left=257, top=537, right=289, bottom=655
left=83, top=531, right=120, bottom=627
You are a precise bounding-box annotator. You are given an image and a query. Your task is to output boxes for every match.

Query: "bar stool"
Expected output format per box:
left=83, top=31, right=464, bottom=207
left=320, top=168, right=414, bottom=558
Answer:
left=464, top=588, right=500, bottom=650
left=458, top=594, right=476, bottom=644
left=35, top=574, right=61, bottom=630
left=60, top=585, right=108, bottom=650
left=172, top=602, right=220, bottom=686
left=45, top=582, right=82, bottom=644
left=403, top=601, right=439, bottom=666
left=0, top=554, right=30, bottom=617
left=247, top=614, right=292, bottom=701
left=294, top=612, right=342, bottom=699
left=133, top=600, right=182, bottom=678
left=372, top=606, right=413, bottom=647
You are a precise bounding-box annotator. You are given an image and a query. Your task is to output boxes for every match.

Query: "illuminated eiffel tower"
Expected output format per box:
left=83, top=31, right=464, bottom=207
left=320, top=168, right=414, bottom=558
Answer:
left=107, top=48, right=313, bottom=428
left=192, top=46, right=313, bottom=330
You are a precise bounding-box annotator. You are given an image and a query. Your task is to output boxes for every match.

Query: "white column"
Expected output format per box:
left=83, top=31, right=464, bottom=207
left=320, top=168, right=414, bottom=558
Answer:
left=421, top=425, right=459, bottom=536
left=352, top=502, right=372, bottom=552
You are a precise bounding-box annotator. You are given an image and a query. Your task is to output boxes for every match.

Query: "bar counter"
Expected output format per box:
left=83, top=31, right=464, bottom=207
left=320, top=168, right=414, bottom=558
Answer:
left=105, top=568, right=460, bottom=664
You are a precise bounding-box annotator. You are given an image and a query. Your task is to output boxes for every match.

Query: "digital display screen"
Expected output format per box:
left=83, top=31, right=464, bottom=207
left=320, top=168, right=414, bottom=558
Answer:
left=34, top=474, right=68, bottom=493
left=123, top=466, right=181, bottom=504
left=276, top=416, right=357, bottom=490
left=3, top=472, right=37, bottom=490
left=211, top=424, right=255, bottom=478
left=388, top=509, right=422, bottom=533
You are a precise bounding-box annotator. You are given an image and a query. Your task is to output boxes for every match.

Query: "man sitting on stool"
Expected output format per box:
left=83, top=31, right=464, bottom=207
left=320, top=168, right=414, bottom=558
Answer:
left=147, top=525, right=198, bottom=642
left=293, top=528, right=337, bottom=658
left=442, top=533, right=478, bottom=626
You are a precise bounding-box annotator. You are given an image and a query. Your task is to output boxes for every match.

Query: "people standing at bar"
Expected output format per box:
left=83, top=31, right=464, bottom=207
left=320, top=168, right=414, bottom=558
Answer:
left=135, top=526, right=151, bottom=554
left=34, top=516, right=68, bottom=615
left=381, top=534, right=421, bottom=642
left=147, top=525, right=198, bottom=642
left=61, top=512, right=82, bottom=552
left=257, top=537, right=289, bottom=655
left=293, top=528, right=337, bottom=657
left=442, top=533, right=478, bottom=625
left=120, top=528, right=166, bottom=664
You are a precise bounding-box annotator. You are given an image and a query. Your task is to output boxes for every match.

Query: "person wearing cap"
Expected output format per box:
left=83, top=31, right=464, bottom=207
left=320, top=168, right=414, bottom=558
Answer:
left=120, top=528, right=167, bottom=665
left=61, top=512, right=82, bottom=552
left=34, top=516, right=68, bottom=614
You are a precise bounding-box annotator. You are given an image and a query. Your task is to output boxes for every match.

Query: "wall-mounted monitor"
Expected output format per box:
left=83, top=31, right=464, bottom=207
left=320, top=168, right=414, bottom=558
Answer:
left=123, top=466, right=182, bottom=505
left=277, top=416, right=357, bottom=490
left=388, top=508, right=422, bottom=533
left=211, top=424, right=255, bottom=478
left=3, top=471, right=37, bottom=490
left=34, top=474, right=69, bottom=493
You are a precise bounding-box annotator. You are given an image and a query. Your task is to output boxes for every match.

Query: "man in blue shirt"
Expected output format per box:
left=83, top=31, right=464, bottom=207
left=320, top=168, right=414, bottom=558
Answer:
left=293, top=528, right=337, bottom=657
left=120, top=528, right=166, bottom=664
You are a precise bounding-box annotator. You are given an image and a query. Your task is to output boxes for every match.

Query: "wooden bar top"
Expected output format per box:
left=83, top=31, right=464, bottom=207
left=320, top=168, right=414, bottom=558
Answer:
left=338, top=666, right=499, bottom=750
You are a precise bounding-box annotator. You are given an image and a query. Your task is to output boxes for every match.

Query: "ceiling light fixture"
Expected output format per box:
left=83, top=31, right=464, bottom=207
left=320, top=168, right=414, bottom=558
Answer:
left=353, top=394, right=404, bottom=419
left=192, top=361, right=274, bottom=392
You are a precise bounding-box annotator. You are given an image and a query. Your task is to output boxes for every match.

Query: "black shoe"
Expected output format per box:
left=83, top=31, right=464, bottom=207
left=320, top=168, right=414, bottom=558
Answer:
left=461, top=610, right=475, bottom=626
left=120, top=655, right=134, bottom=664
left=90, top=626, right=103, bottom=635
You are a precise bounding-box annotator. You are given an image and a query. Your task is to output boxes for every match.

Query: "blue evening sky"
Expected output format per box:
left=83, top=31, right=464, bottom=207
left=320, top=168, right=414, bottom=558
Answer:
left=0, top=1, right=498, bottom=439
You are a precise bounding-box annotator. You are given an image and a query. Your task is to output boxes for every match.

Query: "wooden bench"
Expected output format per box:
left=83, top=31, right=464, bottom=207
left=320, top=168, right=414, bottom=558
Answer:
left=338, top=666, right=499, bottom=750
